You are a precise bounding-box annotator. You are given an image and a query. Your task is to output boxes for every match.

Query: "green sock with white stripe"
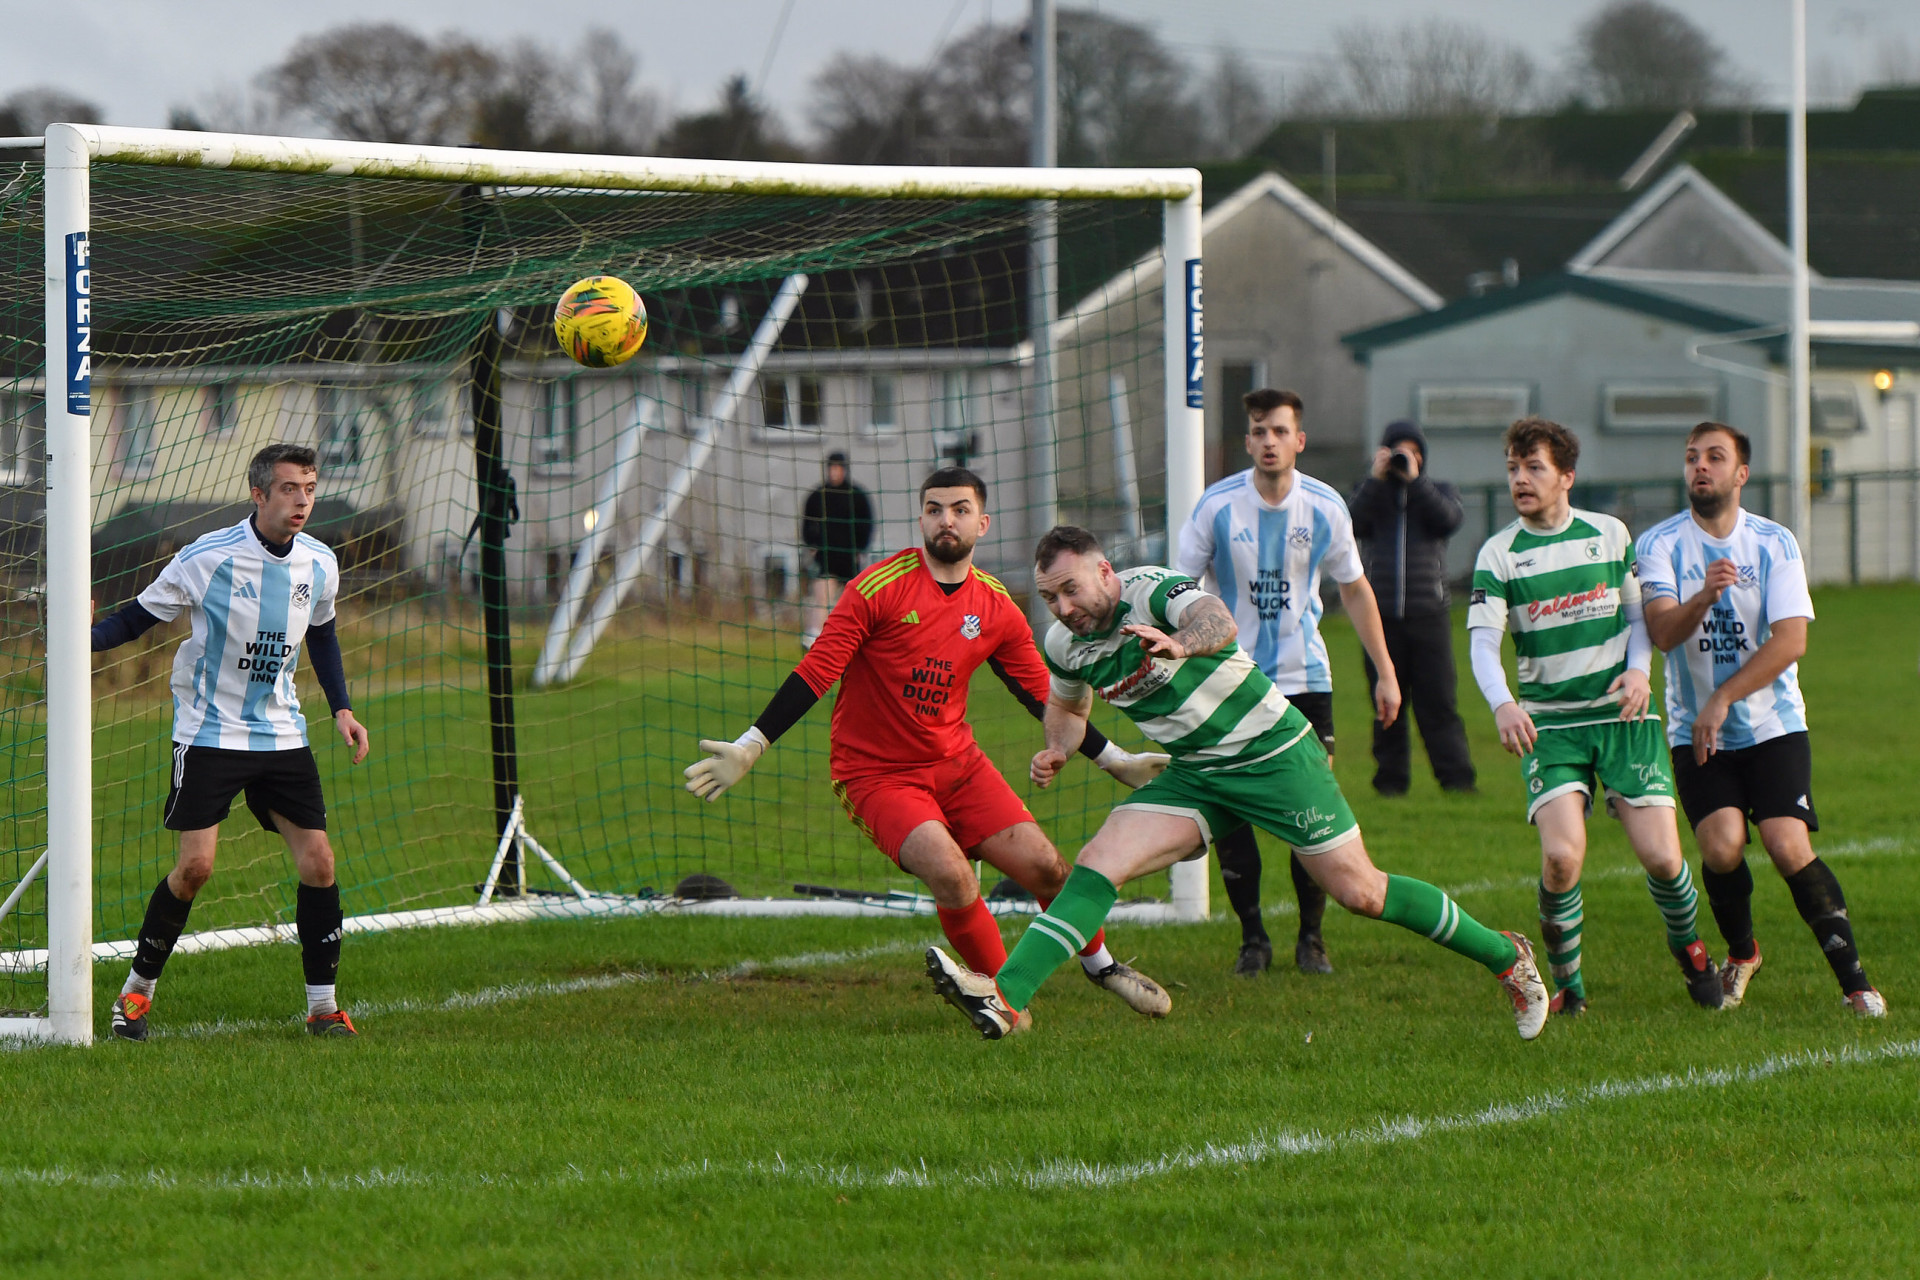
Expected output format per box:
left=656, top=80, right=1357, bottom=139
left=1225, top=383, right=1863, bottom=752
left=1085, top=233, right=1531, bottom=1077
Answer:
left=1380, top=874, right=1518, bottom=973
left=1645, top=864, right=1701, bottom=950
left=994, top=866, right=1118, bottom=1011
left=1538, top=881, right=1586, bottom=999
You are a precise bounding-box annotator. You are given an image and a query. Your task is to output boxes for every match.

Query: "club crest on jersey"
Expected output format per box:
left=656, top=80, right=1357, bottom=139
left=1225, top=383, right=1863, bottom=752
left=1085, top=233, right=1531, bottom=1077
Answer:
left=1289, top=526, right=1312, bottom=548
left=1584, top=542, right=1601, bottom=560
left=1737, top=563, right=1759, bottom=587
left=291, top=583, right=311, bottom=611
left=960, top=614, right=982, bottom=640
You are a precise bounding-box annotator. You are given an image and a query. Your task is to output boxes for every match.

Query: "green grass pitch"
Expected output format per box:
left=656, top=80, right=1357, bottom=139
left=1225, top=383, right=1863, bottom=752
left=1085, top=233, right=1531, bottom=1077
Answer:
left=5, top=585, right=1918, bottom=1277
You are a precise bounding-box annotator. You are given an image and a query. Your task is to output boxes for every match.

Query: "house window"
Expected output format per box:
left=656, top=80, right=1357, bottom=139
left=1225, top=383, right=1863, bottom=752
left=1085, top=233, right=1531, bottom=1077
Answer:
left=1601, top=383, right=1720, bottom=432
left=759, top=374, right=824, bottom=437
left=1218, top=360, right=1263, bottom=449
left=409, top=381, right=449, bottom=438
left=537, top=379, right=577, bottom=471
left=1415, top=384, right=1533, bottom=430
left=202, top=383, right=238, bottom=435
left=934, top=370, right=975, bottom=465
left=675, top=373, right=709, bottom=435
left=315, top=385, right=364, bottom=468
left=865, top=375, right=899, bottom=435
left=114, top=390, right=159, bottom=479
left=0, top=392, right=41, bottom=486
left=1812, top=383, right=1864, bottom=434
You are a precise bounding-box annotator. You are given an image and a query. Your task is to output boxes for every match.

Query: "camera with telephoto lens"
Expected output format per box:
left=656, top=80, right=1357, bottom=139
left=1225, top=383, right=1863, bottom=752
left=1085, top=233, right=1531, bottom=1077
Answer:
left=1386, top=449, right=1413, bottom=479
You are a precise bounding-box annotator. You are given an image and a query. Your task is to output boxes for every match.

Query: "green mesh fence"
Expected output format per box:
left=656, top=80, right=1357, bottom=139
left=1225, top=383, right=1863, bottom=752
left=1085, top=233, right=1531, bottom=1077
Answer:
left=0, top=153, right=1178, bottom=1010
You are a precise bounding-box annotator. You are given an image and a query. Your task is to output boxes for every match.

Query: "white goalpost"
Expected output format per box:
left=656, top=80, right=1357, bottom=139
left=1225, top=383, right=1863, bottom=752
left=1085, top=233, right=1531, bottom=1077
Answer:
left=10, top=123, right=1205, bottom=1046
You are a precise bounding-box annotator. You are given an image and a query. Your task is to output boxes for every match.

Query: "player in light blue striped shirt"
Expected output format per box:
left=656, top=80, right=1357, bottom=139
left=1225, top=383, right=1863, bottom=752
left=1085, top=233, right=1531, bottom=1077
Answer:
left=1176, top=388, right=1401, bottom=977
left=1640, top=422, right=1883, bottom=1016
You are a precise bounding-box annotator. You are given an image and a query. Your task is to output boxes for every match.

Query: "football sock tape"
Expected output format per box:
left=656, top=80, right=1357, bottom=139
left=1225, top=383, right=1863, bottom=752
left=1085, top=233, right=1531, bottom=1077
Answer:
left=131, top=876, right=194, bottom=983
left=1785, top=858, right=1871, bottom=995
left=296, top=882, right=344, bottom=989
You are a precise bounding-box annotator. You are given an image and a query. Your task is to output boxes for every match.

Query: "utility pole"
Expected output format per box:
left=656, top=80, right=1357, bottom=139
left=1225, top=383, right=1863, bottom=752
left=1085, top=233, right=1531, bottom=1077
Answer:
left=1788, top=0, right=1812, bottom=548
left=1028, top=0, right=1058, bottom=619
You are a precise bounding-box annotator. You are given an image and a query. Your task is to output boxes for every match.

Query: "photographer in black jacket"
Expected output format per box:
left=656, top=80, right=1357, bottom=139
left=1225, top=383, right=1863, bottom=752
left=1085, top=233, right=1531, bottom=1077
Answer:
left=1347, top=421, right=1477, bottom=795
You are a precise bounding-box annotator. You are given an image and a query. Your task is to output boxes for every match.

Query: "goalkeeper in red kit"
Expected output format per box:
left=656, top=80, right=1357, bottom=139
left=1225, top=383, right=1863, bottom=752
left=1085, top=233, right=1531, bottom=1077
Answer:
left=685, top=467, right=1171, bottom=1024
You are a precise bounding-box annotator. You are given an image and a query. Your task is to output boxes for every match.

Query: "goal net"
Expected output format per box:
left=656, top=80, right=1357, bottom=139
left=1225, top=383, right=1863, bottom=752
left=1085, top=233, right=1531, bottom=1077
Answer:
left=1, top=126, right=1204, bottom=1041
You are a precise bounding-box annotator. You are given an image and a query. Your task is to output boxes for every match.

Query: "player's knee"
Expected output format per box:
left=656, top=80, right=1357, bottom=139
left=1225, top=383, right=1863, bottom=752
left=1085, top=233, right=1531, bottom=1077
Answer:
left=173, top=856, right=214, bottom=896
left=1540, top=848, right=1583, bottom=890
left=298, top=840, right=336, bottom=887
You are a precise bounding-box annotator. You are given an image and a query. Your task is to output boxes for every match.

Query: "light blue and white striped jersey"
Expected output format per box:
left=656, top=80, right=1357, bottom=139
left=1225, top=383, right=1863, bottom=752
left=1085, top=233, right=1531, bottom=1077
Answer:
left=136, top=517, right=340, bottom=751
left=1174, top=468, right=1363, bottom=694
left=1635, top=508, right=1814, bottom=749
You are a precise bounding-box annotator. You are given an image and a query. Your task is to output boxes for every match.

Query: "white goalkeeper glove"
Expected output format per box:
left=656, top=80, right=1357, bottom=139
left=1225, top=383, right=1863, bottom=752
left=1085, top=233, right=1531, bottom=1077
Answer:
left=684, top=727, right=769, bottom=802
left=1095, top=741, right=1171, bottom=789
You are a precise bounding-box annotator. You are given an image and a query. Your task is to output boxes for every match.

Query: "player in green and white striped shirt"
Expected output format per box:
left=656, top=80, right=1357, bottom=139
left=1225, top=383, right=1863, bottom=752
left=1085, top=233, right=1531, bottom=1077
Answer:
left=926, top=525, right=1552, bottom=1041
left=1469, top=418, right=1722, bottom=1015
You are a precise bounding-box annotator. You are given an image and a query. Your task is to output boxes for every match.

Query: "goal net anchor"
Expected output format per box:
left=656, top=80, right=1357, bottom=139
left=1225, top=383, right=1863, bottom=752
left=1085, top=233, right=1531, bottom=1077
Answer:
left=476, top=795, right=593, bottom=907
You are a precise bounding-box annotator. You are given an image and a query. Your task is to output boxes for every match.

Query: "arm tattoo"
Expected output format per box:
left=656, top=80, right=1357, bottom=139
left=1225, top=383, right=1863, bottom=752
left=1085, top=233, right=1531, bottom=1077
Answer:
left=1169, top=596, right=1237, bottom=657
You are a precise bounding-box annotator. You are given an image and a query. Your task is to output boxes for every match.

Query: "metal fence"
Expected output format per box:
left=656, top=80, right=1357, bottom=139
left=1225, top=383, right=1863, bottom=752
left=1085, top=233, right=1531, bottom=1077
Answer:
left=1447, top=471, right=1920, bottom=587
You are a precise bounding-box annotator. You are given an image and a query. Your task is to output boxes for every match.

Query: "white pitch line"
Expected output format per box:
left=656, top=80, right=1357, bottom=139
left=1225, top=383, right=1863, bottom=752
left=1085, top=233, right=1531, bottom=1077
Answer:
left=3, top=1037, right=1912, bottom=1194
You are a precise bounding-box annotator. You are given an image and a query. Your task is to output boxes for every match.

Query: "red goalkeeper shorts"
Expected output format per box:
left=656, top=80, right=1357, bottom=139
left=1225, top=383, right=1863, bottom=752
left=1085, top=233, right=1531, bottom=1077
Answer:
left=831, top=744, right=1036, bottom=864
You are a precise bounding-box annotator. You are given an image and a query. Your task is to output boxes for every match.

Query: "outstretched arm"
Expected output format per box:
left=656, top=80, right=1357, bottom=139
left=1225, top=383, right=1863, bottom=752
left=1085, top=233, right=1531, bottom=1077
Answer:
left=91, top=601, right=164, bottom=652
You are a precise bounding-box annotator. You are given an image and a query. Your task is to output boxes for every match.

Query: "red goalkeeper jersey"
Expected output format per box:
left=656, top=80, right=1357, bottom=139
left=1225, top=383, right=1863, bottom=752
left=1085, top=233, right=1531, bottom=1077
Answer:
left=793, top=548, right=1051, bottom=780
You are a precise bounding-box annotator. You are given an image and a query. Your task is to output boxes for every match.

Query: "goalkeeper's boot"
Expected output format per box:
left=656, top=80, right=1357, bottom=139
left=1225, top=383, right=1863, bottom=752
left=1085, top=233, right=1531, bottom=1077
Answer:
left=305, top=1010, right=359, bottom=1038
left=1674, top=940, right=1725, bottom=1010
left=1233, top=939, right=1271, bottom=978
left=1295, top=931, right=1334, bottom=975
left=925, top=947, right=1029, bottom=1040
left=1844, top=988, right=1888, bottom=1019
left=1084, top=960, right=1171, bottom=1018
left=110, top=993, right=151, bottom=1043
left=1719, top=944, right=1762, bottom=1008
left=1548, top=988, right=1588, bottom=1018
left=1495, top=932, right=1550, bottom=1041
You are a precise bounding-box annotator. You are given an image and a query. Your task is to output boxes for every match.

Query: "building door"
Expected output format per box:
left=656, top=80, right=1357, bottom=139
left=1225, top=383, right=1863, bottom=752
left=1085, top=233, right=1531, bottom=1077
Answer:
left=1213, top=360, right=1263, bottom=483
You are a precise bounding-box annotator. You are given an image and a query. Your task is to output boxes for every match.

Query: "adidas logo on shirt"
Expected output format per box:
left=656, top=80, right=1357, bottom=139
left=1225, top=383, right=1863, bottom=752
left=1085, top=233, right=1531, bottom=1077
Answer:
left=899, top=610, right=920, bottom=625
left=1797, top=795, right=1810, bottom=809
left=1232, top=527, right=1256, bottom=544
left=232, top=579, right=259, bottom=600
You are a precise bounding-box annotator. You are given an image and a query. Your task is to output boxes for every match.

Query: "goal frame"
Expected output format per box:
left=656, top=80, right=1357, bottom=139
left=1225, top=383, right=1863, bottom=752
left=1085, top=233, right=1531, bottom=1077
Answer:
left=29, top=123, right=1207, bottom=1045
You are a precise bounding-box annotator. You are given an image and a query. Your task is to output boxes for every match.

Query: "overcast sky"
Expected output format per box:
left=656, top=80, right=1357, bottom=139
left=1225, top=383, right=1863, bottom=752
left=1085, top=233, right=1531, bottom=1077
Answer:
left=3, top=0, right=1915, bottom=134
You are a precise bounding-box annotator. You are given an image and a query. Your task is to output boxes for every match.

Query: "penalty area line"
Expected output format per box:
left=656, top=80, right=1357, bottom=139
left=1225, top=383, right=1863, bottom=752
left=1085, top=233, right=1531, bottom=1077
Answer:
left=3, top=1038, right=1913, bottom=1194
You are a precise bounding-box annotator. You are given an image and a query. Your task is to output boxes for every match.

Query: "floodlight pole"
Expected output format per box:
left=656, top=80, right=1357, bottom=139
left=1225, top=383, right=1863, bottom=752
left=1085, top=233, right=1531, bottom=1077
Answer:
left=1787, top=0, right=1812, bottom=547
left=1028, top=0, right=1060, bottom=621
left=42, top=124, right=93, bottom=1045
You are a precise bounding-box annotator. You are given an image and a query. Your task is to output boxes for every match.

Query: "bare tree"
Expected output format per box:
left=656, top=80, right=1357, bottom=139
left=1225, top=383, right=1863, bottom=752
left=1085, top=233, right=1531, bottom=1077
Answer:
left=265, top=24, right=499, bottom=145
left=657, top=74, right=802, bottom=162
left=1572, top=1, right=1746, bottom=109
left=1198, top=48, right=1276, bottom=159
left=810, top=22, right=1027, bottom=166
left=1057, top=10, right=1206, bottom=167
left=1293, top=18, right=1539, bottom=120
left=0, top=87, right=102, bottom=136
left=575, top=28, right=661, bottom=154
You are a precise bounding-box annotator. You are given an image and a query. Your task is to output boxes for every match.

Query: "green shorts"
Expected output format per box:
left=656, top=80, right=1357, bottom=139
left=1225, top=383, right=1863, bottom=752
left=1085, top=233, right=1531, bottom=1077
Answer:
left=1115, top=707, right=1359, bottom=856
left=1522, top=718, right=1676, bottom=823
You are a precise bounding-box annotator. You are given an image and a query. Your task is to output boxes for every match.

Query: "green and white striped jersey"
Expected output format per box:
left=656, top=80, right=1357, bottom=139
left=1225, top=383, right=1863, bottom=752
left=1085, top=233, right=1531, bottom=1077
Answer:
left=1042, top=566, right=1304, bottom=769
left=1468, top=509, right=1645, bottom=728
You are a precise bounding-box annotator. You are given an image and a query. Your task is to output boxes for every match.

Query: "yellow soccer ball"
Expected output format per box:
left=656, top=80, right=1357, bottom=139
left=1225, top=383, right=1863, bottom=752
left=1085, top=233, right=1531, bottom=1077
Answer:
left=553, top=275, right=648, bottom=368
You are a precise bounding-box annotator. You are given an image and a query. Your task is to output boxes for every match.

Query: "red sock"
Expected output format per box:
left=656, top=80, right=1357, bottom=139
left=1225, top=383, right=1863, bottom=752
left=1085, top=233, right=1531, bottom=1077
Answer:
left=937, top=898, right=1008, bottom=975
left=1037, top=895, right=1106, bottom=960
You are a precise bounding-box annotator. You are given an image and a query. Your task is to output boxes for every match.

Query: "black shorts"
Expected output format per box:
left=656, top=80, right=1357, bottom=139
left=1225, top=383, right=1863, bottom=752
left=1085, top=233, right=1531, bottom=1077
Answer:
left=1670, top=731, right=1817, bottom=836
left=1287, top=691, right=1336, bottom=757
left=812, top=549, right=860, bottom=583
left=163, top=745, right=328, bottom=833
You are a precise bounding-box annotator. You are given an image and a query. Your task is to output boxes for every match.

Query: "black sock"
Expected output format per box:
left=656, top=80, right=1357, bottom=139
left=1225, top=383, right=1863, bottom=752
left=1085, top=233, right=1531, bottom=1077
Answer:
left=296, top=882, right=344, bottom=987
left=132, top=877, right=194, bottom=981
left=1215, top=825, right=1267, bottom=945
left=1290, top=852, right=1327, bottom=937
left=1701, top=860, right=1758, bottom=962
left=1784, top=858, right=1869, bottom=995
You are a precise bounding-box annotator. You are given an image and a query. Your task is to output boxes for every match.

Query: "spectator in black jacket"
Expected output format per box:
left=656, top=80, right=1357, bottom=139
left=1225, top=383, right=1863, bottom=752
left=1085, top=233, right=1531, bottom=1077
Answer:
left=1347, top=421, right=1477, bottom=795
left=801, top=451, right=875, bottom=648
